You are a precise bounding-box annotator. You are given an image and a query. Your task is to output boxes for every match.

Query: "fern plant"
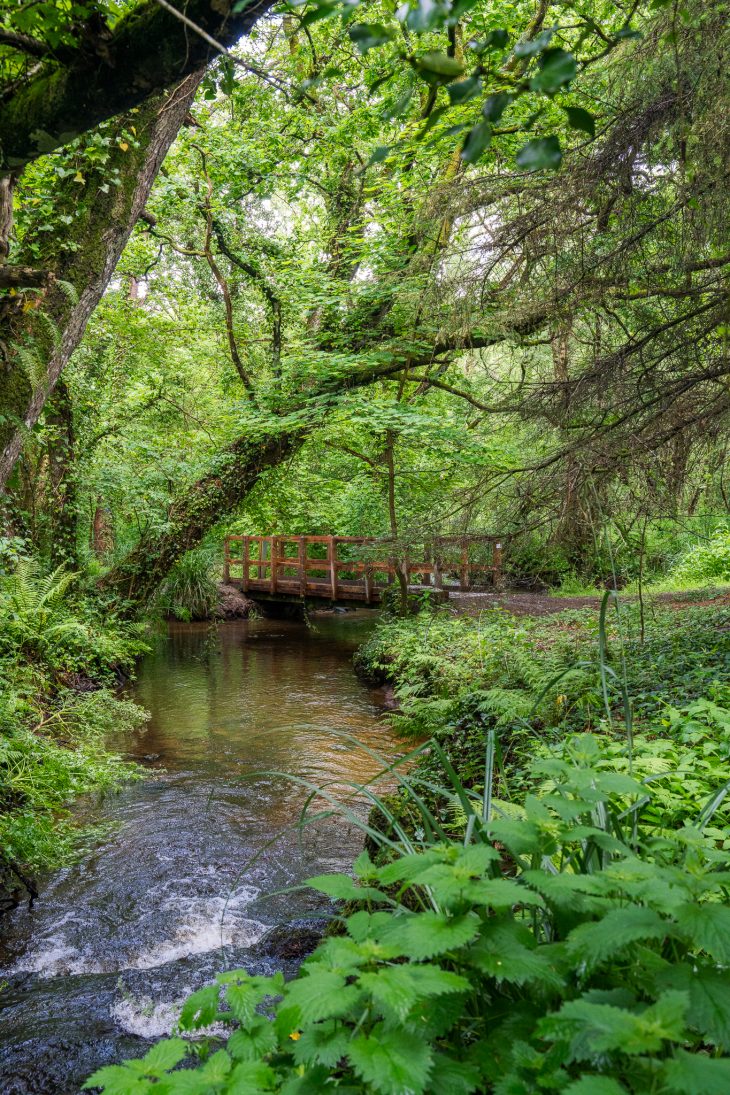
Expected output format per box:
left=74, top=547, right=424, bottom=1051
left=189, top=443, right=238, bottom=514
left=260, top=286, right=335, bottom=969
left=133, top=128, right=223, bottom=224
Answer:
left=0, top=557, right=87, bottom=661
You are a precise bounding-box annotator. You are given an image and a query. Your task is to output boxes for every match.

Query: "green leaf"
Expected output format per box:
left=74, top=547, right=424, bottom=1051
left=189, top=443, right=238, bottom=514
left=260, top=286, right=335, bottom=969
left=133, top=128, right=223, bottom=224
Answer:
left=179, top=983, right=219, bottom=1030
left=513, top=29, right=553, bottom=57
left=460, top=122, right=492, bottom=163
left=540, top=991, right=689, bottom=1058
left=660, top=963, right=730, bottom=1050
left=227, top=1060, right=278, bottom=1093
left=481, top=28, right=509, bottom=50
left=482, top=92, right=511, bottom=122
left=292, top=1020, right=351, bottom=1067
left=415, top=51, right=465, bottom=84
left=530, top=48, right=577, bottom=93
left=359, top=963, right=469, bottom=1019
left=402, top=0, right=443, bottom=33
left=227, top=1017, right=278, bottom=1061
left=348, top=1028, right=433, bottom=1094
left=81, top=1066, right=139, bottom=1093
left=564, top=106, right=596, bottom=137
left=564, top=1079, right=630, bottom=1094
left=615, top=26, right=642, bottom=39
left=675, top=903, right=730, bottom=962
left=516, top=136, right=562, bottom=171
left=447, top=76, right=482, bottom=104
left=429, top=1051, right=481, bottom=1094
left=470, top=923, right=564, bottom=987
left=348, top=24, right=394, bottom=54
left=566, top=906, right=667, bottom=969
left=285, top=968, right=361, bottom=1022
left=662, top=1051, right=730, bottom=1095
left=381, top=911, right=481, bottom=958
left=304, top=873, right=383, bottom=901
left=140, top=1037, right=188, bottom=1075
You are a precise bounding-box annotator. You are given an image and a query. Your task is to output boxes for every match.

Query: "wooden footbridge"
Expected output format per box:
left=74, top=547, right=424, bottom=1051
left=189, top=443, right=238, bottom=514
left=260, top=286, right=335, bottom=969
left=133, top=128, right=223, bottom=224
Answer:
left=224, top=535, right=503, bottom=605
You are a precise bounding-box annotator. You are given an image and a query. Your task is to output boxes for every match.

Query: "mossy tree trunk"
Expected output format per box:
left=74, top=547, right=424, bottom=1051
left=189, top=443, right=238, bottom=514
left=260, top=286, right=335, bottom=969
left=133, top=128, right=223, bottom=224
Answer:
left=0, top=71, right=204, bottom=495
left=0, top=1, right=273, bottom=173
left=46, top=377, right=78, bottom=568
left=102, top=432, right=298, bottom=605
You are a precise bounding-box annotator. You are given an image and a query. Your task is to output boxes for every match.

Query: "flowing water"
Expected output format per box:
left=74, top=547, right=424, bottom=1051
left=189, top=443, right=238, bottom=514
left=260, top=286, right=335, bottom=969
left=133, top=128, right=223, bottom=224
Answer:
left=0, top=614, right=401, bottom=1093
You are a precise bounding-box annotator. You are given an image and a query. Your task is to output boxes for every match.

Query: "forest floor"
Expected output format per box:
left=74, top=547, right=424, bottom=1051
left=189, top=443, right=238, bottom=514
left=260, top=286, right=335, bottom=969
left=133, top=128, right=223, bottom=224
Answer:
left=448, top=588, right=730, bottom=617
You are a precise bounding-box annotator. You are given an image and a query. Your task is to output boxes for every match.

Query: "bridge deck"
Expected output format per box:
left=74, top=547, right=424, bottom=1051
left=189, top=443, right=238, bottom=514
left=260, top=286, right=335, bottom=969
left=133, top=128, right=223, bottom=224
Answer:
left=224, top=535, right=502, bottom=604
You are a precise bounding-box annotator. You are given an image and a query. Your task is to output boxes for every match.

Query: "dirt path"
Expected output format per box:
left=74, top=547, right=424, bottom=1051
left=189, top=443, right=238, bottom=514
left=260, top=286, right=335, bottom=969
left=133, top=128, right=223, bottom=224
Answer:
left=447, top=589, right=730, bottom=618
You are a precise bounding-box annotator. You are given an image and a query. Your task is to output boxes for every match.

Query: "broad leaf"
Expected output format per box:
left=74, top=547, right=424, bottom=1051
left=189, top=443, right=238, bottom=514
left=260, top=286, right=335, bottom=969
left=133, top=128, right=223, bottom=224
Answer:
left=348, top=1028, right=433, bottom=1094
left=516, top=136, right=562, bottom=171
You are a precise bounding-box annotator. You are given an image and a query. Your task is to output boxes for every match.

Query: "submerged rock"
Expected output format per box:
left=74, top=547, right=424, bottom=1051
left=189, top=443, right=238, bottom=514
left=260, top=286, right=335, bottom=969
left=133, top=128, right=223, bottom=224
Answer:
left=260, top=919, right=327, bottom=961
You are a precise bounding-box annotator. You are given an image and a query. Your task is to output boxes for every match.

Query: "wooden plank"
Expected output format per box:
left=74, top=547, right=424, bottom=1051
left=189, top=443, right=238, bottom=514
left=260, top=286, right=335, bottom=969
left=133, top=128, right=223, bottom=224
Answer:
left=242, top=535, right=249, bottom=592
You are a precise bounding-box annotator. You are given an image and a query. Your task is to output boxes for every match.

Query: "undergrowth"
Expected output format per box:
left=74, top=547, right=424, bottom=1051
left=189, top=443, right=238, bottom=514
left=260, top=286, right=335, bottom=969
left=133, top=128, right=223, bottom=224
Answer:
left=355, top=600, right=730, bottom=782
left=0, top=558, right=148, bottom=905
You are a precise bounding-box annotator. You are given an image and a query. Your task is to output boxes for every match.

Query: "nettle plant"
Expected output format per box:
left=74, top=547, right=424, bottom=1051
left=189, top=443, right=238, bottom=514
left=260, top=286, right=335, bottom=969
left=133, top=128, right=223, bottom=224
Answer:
left=86, top=733, right=730, bottom=1095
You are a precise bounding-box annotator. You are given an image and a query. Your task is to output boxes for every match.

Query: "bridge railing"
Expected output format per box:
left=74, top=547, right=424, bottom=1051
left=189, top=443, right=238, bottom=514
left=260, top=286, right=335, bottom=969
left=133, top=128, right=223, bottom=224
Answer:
left=223, top=535, right=503, bottom=603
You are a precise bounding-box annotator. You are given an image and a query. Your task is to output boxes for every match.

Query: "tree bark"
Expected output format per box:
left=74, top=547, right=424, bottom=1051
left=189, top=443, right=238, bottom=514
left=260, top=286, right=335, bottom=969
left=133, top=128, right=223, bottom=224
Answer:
left=102, top=431, right=297, bottom=605
left=0, top=70, right=204, bottom=494
left=0, top=1, right=274, bottom=172
left=46, top=377, right=78, bottom=567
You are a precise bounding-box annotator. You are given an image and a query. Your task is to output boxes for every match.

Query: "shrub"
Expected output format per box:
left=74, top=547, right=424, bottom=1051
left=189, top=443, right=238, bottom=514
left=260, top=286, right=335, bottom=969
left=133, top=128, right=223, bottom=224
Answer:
left=671, top=529, right=730, bottom=587
left=0, top=557, right=148, bottom=893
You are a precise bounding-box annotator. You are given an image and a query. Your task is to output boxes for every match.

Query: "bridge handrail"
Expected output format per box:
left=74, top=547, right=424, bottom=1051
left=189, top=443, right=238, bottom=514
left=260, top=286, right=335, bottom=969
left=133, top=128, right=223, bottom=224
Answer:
left=223, top=534, right=503, bottom=603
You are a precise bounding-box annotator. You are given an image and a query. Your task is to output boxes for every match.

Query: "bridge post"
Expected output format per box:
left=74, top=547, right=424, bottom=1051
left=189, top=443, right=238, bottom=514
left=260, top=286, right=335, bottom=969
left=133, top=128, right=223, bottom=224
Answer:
left=493, top=540, right=503, bottom=587
left=433, top=554, right=443, bottom=589
left=459, top=546, right=470, bottom=591
left=271, top=536, right=279, bottom=593
left=242, top=536, right=249, bottom=592
left=328, top=536, right=337, bottom=600
left=223, top=537, right=230, bottom=583
left=298, top=538, right=307, bottom=595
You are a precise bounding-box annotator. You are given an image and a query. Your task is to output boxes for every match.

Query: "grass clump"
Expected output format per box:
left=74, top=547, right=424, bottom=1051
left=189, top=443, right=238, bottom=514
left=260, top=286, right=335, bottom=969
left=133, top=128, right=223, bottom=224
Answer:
left=156, top=546, right=220, bottom=621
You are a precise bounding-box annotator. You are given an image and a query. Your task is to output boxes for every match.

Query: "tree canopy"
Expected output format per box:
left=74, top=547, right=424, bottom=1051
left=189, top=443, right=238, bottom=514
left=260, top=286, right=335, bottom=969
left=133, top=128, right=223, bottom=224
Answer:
left=0, top=0, right=728, bottom=595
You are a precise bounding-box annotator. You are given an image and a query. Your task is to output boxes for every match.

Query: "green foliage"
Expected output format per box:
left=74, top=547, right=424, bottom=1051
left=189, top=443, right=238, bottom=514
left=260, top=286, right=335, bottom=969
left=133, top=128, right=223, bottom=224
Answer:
left=86, top=715, right=730, bottom=1093
left=671, top=530, right=730, bottom=586
left=0, top=557, right=147, bottom=674
left=356, top=602, right=730, bottom=772
left=0, top=557, right=148, bottom=887
left=156, top=546, right=220, bottom=621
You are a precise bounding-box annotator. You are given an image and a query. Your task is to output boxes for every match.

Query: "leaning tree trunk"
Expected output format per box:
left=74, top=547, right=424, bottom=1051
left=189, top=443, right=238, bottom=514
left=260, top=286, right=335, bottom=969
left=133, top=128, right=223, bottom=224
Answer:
left=0, top=70, right=204, bottom=494
left=102, top=431, right=298, bottom=606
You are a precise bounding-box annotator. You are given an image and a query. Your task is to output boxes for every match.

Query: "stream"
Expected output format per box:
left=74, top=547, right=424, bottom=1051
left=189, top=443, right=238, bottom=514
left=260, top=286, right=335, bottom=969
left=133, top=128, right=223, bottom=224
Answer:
left=0, top=614, right=401, bottom=1093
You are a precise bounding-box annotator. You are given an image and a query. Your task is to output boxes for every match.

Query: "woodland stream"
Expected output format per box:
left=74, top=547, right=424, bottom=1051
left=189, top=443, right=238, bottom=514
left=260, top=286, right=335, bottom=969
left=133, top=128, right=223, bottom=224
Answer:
left=0, top=614, right=400, bottom=1093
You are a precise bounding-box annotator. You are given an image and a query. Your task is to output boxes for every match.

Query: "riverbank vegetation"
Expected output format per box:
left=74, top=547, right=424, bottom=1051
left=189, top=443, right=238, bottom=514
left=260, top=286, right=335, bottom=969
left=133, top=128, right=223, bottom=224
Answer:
left=0, top=559, right=147, bottom=907
left=1, top=0, right=729, bottom=1087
